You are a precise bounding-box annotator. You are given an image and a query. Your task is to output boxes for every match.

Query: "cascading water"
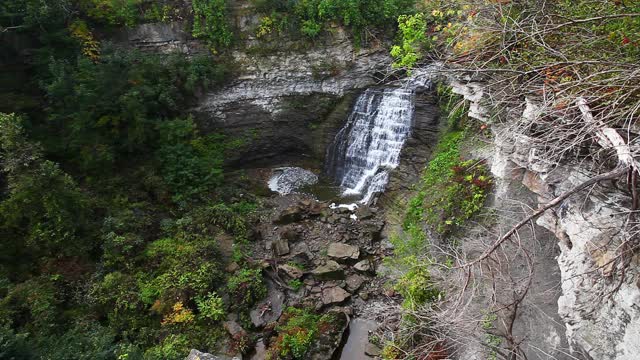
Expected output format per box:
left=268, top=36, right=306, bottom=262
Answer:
left=326, top=87, right=415, bottom=204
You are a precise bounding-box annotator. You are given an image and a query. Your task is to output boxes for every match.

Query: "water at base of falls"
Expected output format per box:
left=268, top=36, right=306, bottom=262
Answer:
left=326, top=87, right=415, bottom=204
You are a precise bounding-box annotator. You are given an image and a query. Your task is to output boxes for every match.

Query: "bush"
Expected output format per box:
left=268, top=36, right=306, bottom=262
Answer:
left=266, top=307, right=321, bottom=359
left=192, top=0, right=233, bottom=52
left=143, top=334, right=190, bottom=360
left=394, top=257, right=441, bottom=310
left=196, top=292, right=225, bottom=321
left=391, top=13, right=428, bottom=71
left=227, top=268, right=267, bottom=311
left=83, top=0, right=143, bottom=26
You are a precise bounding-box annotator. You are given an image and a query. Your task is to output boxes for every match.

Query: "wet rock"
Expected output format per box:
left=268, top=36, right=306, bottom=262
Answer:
left=223, top=321, right=246, bottom=337
left=186, top=349, right=240, bottom=360
left=312, top=260, right=345, bottom=280
left=307, top=311, right=350, bottom=360
left=365, top=343, right=382, bottom=357
left=322, top=286, right=351, bottom=305
left=272, top=238, right=290, bottom=256
left=354, top=259, right=373, bottom=273
left=327, top=243, right=360, bottom=261
left=346, top=274, right=364, bottom=292
left=278, top=264, right=303, bottom=279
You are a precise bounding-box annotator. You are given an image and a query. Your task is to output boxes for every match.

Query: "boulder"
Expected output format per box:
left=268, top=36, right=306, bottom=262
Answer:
left=306, top=311, right=350, bottom=360
left=322, top=286, right=351, bottom=305
left=356, top=206, right=375, bottom=220
left=346, top=274, right=364, bottom=292
left=274, top=205, right=304, bottom=225
left=279, top=226, right=300, bottom=242
left=223, top=321, right=246, bottom=337
left=312, top=260, right=345, bottom=280
left=250, top=280, right=285, bottom=328
left=278, top=264, right=303, bottom=279
left=185, top=349, right=240, bottom=360
left=327, top=243, right=360, bottom=261
left=365, top=343, right=382, bottom=357
left=272, top=238, right=290, bottom=256
left=354, top=259, right=372, bottom=273
left=251, top=339, right=267, bottom=360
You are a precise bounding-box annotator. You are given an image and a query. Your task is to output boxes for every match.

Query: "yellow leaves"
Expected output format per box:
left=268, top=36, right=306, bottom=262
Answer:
left=161, top=301, right=195, bottom=326
left=68, top=20, right=100, bottom=62
left=256, top=16, right=275, bottom=38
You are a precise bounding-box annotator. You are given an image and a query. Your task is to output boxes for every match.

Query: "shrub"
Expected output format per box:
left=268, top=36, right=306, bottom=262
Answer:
left=394, top=257, right=441, bottom=310
left=266, top=307, right=322, bottom=359
left=391, top=13, right=428, bottom=71
left=288, top=279, right=303, bottom=291
left=227, top=268, right=267, bottom=311
left=84, top=0, right=143, bottom=26
left=196, top=292, right=225, bottom=321
left=192, top=0, right=233, bottom=52
left=143, top=334, right=190, bottom=360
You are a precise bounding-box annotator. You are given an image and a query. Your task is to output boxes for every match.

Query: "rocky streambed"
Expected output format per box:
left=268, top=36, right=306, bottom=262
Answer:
left=188, top=191, right=399, bottom=360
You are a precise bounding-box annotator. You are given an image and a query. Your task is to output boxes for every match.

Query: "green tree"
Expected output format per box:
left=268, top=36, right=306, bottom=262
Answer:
left=390, top=13, right=428, bottom=71
left=192, top=0, right=233, bottom=51
left=0, top=113, right=90, bottom=265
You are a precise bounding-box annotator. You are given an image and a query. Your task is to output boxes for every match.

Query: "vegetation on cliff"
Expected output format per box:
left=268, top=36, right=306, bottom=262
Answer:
left=385, top=1, right=640, bottom=359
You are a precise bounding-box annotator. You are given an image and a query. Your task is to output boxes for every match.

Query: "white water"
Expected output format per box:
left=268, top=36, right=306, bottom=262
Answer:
left=268, top=167, right=318, bottom=195
left=327, top=88, right=415, bottom=204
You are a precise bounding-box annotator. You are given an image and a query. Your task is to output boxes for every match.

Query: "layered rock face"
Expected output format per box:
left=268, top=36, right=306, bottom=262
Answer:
left=454, top=79, right=640, bottom=360
left=124, top=2, right=392, bottom=167
left=195, top=28, right=391, bottom=166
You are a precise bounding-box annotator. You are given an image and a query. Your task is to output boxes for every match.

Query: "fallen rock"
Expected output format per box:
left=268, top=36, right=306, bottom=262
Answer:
left=279, top=226, right=300, bottom=242
left=346, top=274, right=364, bottom=292
left=365, top=343, right=382, bottom=357
left=356, top=206, right=375, bottom=220
left=307, top=311, right=350, bottom=360
left=274, top=205, right=304, bottom=225
left=322, top=286, right=351, bottom=305
left=312, top=260, right=345, bottom=280
left=272, top=238, right=290, bottom=256
left=354, top=259, right=373, bottom=273
left=278, top=263, right=303, bottom=279
left=185, top=349, right=240, bottom=360
left=251, top=339, right=267, bottom=360
left=250, top=280, right=285, bottom=328
left=327, top=243, right=360, bottom=261
left=223, top=321, right=246, bottom=337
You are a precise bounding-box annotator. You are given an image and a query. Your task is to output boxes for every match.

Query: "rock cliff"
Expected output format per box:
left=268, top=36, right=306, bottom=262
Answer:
left=452, top=78, right=640, bottom=360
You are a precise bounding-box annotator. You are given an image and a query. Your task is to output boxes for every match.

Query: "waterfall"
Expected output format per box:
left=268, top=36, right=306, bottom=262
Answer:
left=326, top=87, right=415, bottom=204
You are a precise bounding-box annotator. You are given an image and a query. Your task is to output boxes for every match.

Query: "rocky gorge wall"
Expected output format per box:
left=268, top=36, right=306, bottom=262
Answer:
left=123, top=1, right=392, bottom=166
left=451, top=78, right=640, bottom=360
left=120, top=6, right=640, bottom=359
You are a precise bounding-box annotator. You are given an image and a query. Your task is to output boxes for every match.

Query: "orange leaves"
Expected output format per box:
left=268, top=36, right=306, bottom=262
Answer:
left=161, top=301, right=195, bottom=326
